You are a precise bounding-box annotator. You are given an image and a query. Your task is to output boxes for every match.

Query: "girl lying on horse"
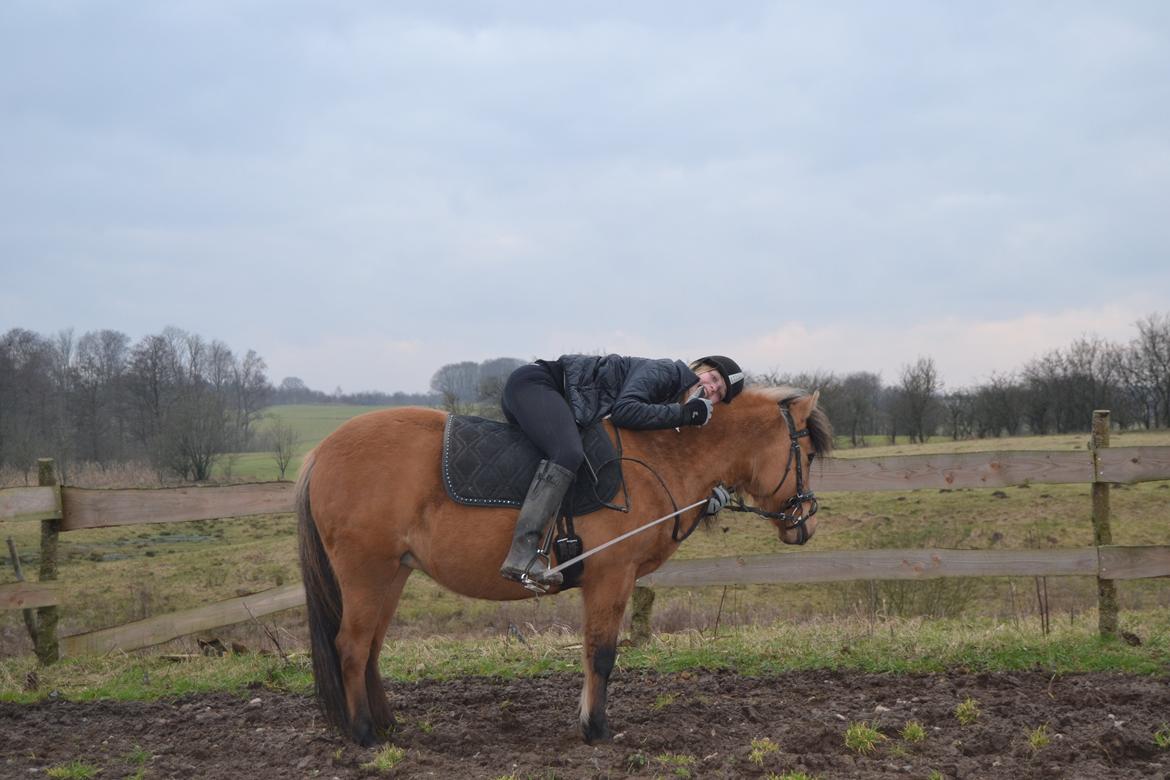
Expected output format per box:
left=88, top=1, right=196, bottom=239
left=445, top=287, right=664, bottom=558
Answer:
left=498, top=353, right=745, bottom=587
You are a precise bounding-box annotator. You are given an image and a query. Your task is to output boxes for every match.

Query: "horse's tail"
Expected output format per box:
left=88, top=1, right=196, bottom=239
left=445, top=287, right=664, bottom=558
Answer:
left=295, top=450, right=349, bottom=733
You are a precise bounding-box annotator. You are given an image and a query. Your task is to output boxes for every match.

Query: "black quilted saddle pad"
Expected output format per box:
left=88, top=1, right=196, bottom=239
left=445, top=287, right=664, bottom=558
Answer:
left=441, top=414, right=622, bottom=516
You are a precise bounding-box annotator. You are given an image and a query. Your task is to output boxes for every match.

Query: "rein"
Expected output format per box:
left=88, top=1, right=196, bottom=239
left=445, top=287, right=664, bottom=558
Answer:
left=725, top=400, right=819, bottom=544
left=545, top=498, right=709, bottom=578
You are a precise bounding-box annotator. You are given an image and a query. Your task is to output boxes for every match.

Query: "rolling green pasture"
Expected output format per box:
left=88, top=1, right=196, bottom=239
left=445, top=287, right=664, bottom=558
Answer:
left=221, top=404, right=411, bottom=481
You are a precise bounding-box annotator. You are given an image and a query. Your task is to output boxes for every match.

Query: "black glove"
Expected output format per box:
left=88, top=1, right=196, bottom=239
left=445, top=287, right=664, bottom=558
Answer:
left=682, top=396, right=714, bottom=426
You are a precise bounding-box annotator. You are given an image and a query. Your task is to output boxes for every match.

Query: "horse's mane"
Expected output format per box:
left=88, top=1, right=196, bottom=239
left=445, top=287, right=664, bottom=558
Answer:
left=742, top=386, right=834, bottom=457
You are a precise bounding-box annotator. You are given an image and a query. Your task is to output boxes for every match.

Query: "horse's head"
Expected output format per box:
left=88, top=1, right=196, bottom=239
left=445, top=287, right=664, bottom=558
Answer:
left=737, top=387, right=833, bottom=545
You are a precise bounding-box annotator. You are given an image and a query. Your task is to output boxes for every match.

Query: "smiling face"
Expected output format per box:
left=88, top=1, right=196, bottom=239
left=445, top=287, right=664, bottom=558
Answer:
left=695, top=369, right=727, bottom=403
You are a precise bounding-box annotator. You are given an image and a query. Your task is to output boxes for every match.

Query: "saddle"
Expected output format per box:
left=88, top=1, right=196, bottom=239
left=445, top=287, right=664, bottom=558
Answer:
left=441, top=414, right=623, bottom=517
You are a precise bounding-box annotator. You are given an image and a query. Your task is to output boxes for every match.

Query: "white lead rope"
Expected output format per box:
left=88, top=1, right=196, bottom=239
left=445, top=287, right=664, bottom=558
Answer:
left=544, top=498, right=709, bottom=576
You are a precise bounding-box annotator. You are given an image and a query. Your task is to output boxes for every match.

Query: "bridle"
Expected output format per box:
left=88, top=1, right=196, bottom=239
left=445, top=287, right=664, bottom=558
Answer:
left=726, top=400, right=819, bottom=544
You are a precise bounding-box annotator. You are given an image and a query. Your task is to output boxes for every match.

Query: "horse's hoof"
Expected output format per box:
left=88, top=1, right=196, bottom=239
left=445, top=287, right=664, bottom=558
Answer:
left=582, top=722, right=613, bottom=744
left=351, top=720, right=381, bottom=747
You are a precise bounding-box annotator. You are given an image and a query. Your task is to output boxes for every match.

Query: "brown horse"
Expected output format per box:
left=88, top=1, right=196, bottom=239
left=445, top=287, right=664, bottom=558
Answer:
left=296, top=386, right=832, bottom=746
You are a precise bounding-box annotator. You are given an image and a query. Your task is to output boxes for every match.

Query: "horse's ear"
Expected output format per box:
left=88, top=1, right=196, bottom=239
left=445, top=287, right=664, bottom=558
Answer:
left=789, top=391, right=819, bottom=420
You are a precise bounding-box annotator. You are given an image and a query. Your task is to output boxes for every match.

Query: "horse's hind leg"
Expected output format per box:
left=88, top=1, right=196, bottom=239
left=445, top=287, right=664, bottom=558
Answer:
left=578, top=568, right=637, bottom=743
left=334, top=559, right=406, bottom=746
left=364, top=565, right=412, bottom=735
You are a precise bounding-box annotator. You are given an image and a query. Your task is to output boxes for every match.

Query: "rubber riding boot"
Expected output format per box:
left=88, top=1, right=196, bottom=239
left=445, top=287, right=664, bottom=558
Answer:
left=500, top=459, right=576, bottom=587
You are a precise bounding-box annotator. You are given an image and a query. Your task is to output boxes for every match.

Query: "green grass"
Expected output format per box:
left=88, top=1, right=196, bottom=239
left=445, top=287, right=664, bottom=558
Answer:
left=124, top=744, right=149, bottom=780
left=1154, top=723, right=1170, bottom=749
left=955, top=696, right=980, bottom=725
left=749, top=736, right=780, bottom=764
left=4, top=614, right=1168, bottom=704
left=216, top=403, right=425, bottom=481
left=45, top=762, right=100, bottom=779
left=655, top=752, right=697, bottom=777
left=1028, top=723, right=1051, bottom=751
left=652, top=692, right=677, bottom=710
left=361, top=744, right=406, bottom=773
left=900, top=720, right=926, bottom=743
left=844, top=721, right=886, bottom=754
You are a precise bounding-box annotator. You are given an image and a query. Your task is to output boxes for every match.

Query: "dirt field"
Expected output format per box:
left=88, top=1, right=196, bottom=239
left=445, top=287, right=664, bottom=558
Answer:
left=3, top=669, right=1168, bottom=779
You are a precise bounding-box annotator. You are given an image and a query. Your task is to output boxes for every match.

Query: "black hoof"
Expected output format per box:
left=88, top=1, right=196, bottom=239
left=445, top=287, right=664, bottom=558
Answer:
left=582, top=720, right=613, bottom=744
left=351, top=718, right=380, bottom=747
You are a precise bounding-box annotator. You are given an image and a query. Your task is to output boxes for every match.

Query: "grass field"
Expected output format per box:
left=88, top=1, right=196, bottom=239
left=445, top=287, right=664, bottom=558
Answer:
left=220, top=404, right=404, bottom=481
left=2, top=404, right=1169, bottom=699
left=3, top=614, right=1169, bottom=704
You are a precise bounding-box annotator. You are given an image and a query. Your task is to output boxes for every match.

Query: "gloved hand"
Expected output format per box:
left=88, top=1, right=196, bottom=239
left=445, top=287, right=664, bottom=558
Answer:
left=704, top=484, right=732, bottom=516
left=682, top=396, right=714, bottom=426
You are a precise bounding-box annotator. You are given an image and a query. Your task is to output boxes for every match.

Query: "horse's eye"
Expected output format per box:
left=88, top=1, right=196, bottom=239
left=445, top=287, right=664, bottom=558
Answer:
left=807, top=452, right=816, bottom=464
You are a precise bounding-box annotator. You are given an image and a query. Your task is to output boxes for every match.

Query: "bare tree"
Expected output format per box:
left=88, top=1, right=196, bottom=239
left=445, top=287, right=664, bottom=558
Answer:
left=163, top=389, right=230, bottom=481
left=1131, top=313, right=1170, bottom=428
left=267, top=419, right=299, bottom=480
left=430, top=361, right=480, bottom=414
left=898, top=357, right=941, bottom=444
left=74, top=329, right=130, bottom=463
left=971, top=372, right=1023, bottom=437
left=941, top=389, right=973, bottom=441
left=837, top=371, right=883, bottom=446
left=232, top=350, right=272, bottom=448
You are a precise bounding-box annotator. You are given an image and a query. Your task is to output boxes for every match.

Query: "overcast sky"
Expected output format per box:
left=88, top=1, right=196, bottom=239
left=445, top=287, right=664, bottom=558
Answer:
left=2, top=2, right=1168, bottom=394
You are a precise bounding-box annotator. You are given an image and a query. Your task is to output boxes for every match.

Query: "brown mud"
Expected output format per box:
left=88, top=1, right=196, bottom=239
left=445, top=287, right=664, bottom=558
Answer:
left=3, top=669, right=1168, bottom=778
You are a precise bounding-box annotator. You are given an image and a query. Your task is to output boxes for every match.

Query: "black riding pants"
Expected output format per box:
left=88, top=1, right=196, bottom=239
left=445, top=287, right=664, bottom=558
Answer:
left=501, top=364, right=585, bottom=474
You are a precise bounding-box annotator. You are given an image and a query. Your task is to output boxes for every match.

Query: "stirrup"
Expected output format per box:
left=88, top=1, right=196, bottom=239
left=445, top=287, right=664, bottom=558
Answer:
left=519, top=551, right=561, bottom=594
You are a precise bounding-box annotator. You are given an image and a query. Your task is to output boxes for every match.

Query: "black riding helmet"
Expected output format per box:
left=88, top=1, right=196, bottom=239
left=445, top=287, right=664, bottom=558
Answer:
left=690, top=355, right=745, bottom=403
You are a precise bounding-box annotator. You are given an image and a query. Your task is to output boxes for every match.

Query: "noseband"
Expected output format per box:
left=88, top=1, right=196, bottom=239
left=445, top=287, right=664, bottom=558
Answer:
left=727, top=400, right=819, bottom=543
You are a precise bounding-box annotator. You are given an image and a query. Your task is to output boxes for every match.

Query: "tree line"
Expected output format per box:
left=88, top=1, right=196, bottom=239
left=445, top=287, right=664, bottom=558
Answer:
left=271, top=376, right=437, bottom=407
left=3, top=312, right=1166, bottom=482
left=0, top=327, right=271, bottom=481
left=765, top=312, right=1170, bottom=445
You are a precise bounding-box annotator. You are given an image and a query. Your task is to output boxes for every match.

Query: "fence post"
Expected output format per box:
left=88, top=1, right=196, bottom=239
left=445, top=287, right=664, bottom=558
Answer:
left=1091, top=411, right=1118, bottom=639
left=35, top=458, right=61, bottom=664
left=629, top=585, right=655, bottom=646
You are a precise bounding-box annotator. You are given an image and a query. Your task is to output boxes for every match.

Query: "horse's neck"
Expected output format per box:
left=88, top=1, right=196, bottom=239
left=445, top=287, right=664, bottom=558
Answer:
left=618, top=416, right=756, bottom=499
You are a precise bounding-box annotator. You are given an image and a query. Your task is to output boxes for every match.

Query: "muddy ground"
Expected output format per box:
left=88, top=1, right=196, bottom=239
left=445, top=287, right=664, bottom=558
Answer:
left=3, top=669, right=1169, bottom=779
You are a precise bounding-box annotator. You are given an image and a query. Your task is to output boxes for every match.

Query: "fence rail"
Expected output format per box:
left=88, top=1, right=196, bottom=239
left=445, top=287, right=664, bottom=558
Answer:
left=3, top=415, right=1169, bottom=659
left=61, top=584, right=305, bottom=658
left=635, top=546, right=1170, bottom=588
left=0, top=581, right=59, bottom=610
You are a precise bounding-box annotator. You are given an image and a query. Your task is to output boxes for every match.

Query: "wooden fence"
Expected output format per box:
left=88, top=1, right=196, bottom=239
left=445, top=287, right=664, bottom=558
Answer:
left=3, top=410, right=1169, bottom=661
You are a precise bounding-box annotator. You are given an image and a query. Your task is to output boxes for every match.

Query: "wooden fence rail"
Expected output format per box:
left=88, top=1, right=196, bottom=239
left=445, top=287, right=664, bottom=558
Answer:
left=2, top=413, right=1169, bottom=660
left=635, top=546, right=1170, bottom=587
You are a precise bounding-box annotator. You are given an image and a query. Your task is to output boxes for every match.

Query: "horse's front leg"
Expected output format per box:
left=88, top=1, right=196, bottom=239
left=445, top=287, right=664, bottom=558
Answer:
left=578, top=567, right=637, bottom=743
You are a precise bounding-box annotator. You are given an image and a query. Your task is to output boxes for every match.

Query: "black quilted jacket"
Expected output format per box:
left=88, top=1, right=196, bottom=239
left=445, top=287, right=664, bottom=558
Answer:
left=554, top=354, right=699, bottom=430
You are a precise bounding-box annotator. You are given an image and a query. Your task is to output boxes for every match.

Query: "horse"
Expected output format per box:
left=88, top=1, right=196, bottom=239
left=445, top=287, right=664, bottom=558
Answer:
left=296, top=386, right=832, bottom=746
